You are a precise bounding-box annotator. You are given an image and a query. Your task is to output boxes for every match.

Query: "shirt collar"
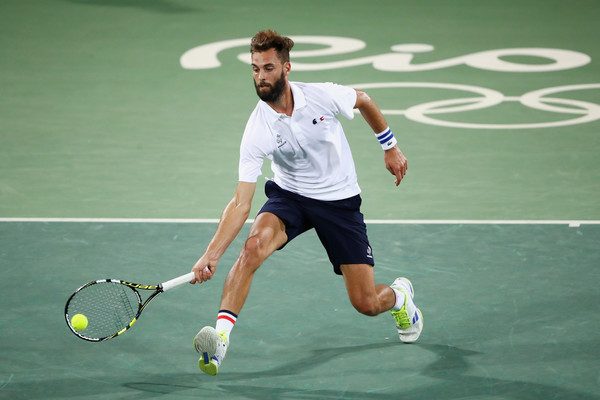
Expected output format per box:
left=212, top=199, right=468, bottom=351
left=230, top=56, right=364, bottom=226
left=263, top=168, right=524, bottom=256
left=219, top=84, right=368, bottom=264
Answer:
left=259, top=81, right=306, bottom=123
left=290, top=82, right=307, bottom=110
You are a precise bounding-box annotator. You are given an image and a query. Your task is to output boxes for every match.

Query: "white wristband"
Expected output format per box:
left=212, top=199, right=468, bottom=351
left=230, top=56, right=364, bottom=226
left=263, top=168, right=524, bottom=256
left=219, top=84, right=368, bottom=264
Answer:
left=375, top=127, right=397, bottom=150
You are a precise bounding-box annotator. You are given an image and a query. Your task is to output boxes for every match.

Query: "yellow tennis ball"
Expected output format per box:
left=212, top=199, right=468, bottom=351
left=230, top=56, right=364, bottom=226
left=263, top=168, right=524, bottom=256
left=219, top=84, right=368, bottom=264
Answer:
left=71, top=314, right=88, bottom=331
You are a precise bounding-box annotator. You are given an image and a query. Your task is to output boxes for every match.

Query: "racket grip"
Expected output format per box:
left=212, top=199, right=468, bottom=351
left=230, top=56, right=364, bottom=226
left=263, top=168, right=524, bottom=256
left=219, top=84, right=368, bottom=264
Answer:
left=161, top=272, right=195, bottom=291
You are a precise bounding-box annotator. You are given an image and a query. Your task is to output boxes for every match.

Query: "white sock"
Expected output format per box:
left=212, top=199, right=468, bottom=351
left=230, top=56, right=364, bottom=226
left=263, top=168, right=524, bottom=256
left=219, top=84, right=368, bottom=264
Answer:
left=215, top=309, right=237, bottom=338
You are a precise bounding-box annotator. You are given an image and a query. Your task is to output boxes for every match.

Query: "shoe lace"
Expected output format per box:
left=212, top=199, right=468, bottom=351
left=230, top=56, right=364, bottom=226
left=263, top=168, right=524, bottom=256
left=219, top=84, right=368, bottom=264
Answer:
left=391, top=305, right=411, bottom=329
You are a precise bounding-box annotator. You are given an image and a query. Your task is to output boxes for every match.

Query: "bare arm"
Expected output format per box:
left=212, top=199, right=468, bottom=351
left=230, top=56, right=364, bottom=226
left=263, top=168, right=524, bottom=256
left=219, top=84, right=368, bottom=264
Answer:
left=354, top=90, right=408, bottom=186
left=191, top=181, right=256, bottom=283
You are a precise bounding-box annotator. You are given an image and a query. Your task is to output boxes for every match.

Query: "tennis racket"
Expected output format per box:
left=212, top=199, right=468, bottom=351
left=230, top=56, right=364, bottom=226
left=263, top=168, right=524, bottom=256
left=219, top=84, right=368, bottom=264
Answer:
left=65, top=271, right=195, bottom=342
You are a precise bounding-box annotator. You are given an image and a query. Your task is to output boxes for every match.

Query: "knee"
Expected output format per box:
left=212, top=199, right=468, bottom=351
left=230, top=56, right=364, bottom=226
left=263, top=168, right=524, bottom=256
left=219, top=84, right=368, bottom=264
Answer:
left=243, top=235, right=262, bottom=257
left=350, top=296, right=380, bottom=317
left=238, top=235, right=268, bottom=268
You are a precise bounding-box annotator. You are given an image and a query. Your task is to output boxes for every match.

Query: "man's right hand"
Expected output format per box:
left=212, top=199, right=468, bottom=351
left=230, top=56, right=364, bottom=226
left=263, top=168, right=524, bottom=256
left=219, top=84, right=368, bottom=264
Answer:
left=191, top=254, right=218, bottom=284
left=190, top=181, right=257, bottom=285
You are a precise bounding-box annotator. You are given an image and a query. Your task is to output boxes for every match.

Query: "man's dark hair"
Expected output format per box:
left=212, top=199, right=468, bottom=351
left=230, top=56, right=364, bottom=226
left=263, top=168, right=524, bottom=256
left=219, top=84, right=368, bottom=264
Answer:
left=250, top=29, right=294, bottom=63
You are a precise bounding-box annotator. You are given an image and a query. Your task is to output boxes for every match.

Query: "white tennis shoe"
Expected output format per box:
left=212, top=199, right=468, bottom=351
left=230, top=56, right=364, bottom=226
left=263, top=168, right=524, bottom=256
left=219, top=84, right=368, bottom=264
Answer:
left=390, top=277, right=423, bottom=343
left=194, top=326, right=229, bottom=376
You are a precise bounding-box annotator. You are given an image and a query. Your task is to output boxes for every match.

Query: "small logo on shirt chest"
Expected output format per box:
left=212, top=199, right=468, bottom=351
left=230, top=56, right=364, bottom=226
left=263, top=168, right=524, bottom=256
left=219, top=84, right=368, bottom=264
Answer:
left=276, top=133, right=287, bottom=148
left=312, top=116, right=325, bottom=125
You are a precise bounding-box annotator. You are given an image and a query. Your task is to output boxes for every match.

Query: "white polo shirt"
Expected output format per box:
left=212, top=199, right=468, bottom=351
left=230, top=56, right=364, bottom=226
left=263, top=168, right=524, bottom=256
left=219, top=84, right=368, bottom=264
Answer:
left=238, top=81, right=360, bottom=201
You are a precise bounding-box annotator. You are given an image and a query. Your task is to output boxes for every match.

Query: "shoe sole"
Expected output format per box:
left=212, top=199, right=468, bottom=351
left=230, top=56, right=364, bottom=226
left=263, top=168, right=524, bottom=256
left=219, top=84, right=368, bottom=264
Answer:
left=194, top=326, right=218, bottom=354
left=194, top=327, right=220, bottom=376
left=399, top=308, right=423, bottom=343
left=198, top=359, right=219, bottom=376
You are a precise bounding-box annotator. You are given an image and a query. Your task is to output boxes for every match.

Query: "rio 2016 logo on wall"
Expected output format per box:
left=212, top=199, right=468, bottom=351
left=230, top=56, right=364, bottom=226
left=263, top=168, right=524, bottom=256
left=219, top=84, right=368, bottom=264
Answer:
left=180, top=36, right=599, bottom=129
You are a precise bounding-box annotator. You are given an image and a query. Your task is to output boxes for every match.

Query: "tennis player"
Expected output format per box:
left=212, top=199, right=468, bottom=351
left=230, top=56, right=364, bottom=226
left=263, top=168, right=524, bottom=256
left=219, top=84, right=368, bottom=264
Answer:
left=190, top=29, right=423, bottom=376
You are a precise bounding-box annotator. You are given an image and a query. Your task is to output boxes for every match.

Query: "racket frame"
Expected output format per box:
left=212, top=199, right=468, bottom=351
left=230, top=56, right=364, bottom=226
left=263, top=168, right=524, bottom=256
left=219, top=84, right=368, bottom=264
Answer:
left=65, top=279, right=162, bottom=342
left=65, top=272, right=194, bottom=342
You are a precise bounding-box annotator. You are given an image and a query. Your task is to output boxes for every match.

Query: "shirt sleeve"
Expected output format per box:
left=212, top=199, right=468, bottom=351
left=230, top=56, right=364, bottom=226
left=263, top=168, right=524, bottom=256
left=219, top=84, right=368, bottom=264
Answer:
left=238, top=108, right=268, bottom=182
left=323, top=82, right=357, bottom=120
left=238, top=145, right=264, bottom=182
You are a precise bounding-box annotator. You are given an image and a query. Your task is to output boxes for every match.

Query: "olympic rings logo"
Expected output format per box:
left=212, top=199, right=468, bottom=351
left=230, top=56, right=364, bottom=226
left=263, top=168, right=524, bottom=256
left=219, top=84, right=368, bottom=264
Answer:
left=351, top=82, right=600, bottom=129
left=180, top=36, right=599, bottom=129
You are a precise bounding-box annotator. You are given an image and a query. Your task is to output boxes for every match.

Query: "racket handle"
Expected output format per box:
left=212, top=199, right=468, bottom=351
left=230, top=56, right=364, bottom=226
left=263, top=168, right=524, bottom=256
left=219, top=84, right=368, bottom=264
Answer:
left=161, top=272, right=195, bottom=291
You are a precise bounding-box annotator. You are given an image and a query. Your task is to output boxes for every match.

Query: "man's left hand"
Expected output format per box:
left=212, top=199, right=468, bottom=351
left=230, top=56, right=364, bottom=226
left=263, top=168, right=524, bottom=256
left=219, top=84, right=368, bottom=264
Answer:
left=384, top=147, right=408, bottom=186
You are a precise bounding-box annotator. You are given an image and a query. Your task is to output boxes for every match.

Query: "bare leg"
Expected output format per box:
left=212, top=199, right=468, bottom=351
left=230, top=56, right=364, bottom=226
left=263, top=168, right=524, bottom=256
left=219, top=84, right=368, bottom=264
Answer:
left=195, top=212, right=287, bottom=376
left=340, top=264, right=395, bottom=316
left=219, top=212, right=288, bottom=314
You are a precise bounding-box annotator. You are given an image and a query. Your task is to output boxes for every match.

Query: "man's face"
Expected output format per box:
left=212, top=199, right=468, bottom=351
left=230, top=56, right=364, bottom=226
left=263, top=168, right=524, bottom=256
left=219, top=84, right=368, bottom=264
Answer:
left=251, top=48, right=290, bottom=103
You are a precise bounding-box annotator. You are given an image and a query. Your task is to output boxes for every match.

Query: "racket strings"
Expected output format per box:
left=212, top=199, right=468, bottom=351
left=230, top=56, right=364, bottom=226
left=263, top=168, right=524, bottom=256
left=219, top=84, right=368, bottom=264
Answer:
left=119, top=287, right=137, bottom=319
left=67, top=282, right=140, bottom=339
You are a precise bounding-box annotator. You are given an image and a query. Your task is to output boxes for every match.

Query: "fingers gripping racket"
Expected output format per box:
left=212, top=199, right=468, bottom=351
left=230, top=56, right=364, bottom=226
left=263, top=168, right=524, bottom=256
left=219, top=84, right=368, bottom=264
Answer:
left=65, top=272, right=195, bottom=342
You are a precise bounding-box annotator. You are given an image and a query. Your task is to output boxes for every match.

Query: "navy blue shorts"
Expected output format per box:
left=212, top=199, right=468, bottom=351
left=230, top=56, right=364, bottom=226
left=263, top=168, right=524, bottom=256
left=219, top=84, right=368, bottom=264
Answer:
left=257, top=180, right=374, bottom=275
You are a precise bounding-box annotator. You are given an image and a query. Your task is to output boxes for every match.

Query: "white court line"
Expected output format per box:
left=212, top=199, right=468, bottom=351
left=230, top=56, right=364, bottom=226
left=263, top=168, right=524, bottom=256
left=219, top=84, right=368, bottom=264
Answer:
left=0, top=218, right=599, bottom=227
left=0, top=218, right=221, bottom=223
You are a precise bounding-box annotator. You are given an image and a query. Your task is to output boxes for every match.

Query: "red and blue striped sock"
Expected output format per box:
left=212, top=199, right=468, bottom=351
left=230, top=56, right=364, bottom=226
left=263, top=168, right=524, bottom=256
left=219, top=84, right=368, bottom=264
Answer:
left=215, top=309, right=237, bottom=337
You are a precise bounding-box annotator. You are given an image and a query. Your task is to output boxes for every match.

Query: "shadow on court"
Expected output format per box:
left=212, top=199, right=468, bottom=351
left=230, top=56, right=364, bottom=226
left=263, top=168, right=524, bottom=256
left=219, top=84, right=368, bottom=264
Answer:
left=120, top=343, right=599, bottom=400
left=4, top=341, right=597, bottom=400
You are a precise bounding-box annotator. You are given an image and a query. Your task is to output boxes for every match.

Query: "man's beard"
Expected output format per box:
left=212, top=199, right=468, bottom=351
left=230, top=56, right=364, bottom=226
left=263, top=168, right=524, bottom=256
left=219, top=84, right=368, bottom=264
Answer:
left=254, top=71, right=286, bottom=103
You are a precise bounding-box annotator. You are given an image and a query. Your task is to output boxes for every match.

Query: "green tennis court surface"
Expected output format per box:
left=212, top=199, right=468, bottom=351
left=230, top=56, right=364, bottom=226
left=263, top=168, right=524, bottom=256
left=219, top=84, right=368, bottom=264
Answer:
left=1, top=0, right=599, bottom=398
left=1, top=0, right=599, bottom=219
left=1, top=221, right=599, bottom=399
